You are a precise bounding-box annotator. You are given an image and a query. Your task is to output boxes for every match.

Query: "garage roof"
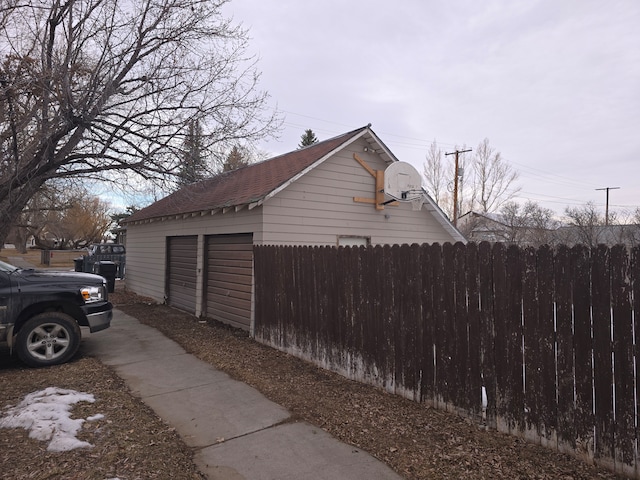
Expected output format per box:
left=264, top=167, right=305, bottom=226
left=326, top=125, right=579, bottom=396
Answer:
left=126, top=125, right=390, bottom=224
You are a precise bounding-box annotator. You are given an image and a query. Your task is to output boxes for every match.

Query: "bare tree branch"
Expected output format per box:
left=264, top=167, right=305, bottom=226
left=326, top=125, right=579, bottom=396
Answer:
left=0, top=0, right=281, bottom=243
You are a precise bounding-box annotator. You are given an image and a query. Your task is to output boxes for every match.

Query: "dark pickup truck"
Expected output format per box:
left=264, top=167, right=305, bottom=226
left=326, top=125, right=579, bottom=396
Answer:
left=0, top=259, right=112, bottom=367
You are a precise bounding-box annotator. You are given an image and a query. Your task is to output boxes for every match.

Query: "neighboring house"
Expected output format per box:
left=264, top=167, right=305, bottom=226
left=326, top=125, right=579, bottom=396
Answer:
left=555, top=224, right=640, bottom=248
left=123, top=125, right=464, bottom=331
left=457, top=211, right=510, bottom=243
left=459, top=210, right=640, bottom=248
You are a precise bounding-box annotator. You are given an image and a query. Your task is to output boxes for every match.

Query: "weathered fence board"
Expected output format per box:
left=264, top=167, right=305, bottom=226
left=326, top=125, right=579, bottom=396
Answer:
left=592, top=245, right=615, bottom=465
left=421, top=244, right=436, bottom=402
left=253, top=242, right=640, bottom=478
left=554, top=245, right=576, bottom=454
left=465, top=242, right=482, bottom=418
left=571, top=245, right=595, bottom=462
left=478, top=241, right=496, bottom=428
left=611, top=245, right=635, bottom=476
left=537, top=246, right=557, bottom=448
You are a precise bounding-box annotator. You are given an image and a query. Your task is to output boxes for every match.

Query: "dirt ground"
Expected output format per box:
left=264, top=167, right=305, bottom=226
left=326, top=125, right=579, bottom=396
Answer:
left=0, top=261, right=626, bottom=479
left=114, top=286, right=621, bottom=480
left=0, top=351, right=205, bottom=479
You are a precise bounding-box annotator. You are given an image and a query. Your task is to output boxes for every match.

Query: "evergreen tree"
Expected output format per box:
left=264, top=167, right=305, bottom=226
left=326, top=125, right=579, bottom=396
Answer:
left=176, top=120, right=207, bottom=188
left=223, top=145, right=251, bottom=172
left=298, top=129, right=319, bottom=148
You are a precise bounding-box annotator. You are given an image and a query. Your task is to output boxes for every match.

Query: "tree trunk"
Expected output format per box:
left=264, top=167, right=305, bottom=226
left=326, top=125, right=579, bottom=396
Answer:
left=0, top=180, right=46, bottom=247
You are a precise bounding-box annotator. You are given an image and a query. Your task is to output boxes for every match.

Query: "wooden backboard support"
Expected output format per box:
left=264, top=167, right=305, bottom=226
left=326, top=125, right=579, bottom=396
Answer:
left=352, top=153, right=397, bottom=210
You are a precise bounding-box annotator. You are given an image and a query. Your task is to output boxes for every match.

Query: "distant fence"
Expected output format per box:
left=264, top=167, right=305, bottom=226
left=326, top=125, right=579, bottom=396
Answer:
left=254, top=242, right=640, bottom=478
left=40, top=250, right=125, bottom=278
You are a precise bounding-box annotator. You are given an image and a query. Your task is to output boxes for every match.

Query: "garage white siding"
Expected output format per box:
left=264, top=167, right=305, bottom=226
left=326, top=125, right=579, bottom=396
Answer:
left=259, top=138, right=455, bottom=246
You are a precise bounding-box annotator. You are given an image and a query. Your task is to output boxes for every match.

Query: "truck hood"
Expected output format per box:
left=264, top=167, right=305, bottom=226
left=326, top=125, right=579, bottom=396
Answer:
left=15, top=269, right=106, bottom=286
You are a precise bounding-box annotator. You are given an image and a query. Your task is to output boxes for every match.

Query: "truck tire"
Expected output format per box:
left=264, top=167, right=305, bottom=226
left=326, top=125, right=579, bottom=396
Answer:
left=15, top=312, right=82, bottom=367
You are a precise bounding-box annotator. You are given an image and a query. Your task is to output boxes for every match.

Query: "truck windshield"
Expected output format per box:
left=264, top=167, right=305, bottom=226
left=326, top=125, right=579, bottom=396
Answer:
left=0, top=260, right=19, bottom=273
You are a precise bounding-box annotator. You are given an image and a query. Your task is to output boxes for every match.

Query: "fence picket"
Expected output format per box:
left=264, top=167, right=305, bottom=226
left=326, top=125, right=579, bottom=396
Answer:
left=523, top=247, right=542, bottom=440
left=572, top=245, right=595, bottom=462
left=537, top=245, right=557, bottom=448
left=592, top=245, right=615, bottom=465
left=453, top=242, right=469, bottom=412
left=478, top=242, right=496, bottom=428
left=555, top=245, right=576, bottom=454
left=611, top=245, right=635, bottom=475
left=465, top=242, right=482, bottom=418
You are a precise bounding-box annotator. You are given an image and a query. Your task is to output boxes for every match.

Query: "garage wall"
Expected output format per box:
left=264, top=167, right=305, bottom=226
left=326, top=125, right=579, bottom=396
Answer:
left=260, top=137, right=457, bottom=246
left=125, top=209, right=263, bottom=303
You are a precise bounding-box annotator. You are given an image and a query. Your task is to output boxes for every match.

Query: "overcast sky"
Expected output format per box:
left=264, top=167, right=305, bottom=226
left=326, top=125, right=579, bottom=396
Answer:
left=224, top=0, right=640, bottom=217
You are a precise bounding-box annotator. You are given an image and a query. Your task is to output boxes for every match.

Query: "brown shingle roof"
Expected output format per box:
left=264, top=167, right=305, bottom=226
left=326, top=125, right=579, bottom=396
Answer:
left=126, top=126, right=369, bottom=223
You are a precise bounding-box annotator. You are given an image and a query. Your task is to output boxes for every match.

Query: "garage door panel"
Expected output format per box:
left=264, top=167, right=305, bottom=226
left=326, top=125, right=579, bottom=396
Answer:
left=207, top=296, right=251, bottom=314
left=207, top=307, right=251, bottom=329
left=208, top=272, right=252, bottom=287
left=208, top=279, right=252, bottom=293
left=208, top=264, right=252, bottom=275
left=208, top=260, right=253, bottom=271
left=208, top=285, right=251, bottom=302
left=205, top=234, right=253, bottom=330
left=208, top=252, right=253, bottom=268
left=168, top=236, right=198, bottom=314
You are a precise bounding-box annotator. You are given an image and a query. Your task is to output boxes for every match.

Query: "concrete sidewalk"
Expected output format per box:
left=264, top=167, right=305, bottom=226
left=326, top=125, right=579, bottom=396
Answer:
left=81, top=310, right=402, bottom=480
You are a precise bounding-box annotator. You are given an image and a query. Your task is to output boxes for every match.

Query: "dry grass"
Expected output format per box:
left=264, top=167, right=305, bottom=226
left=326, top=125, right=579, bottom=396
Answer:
left=0, top=247, right=78, bottom=269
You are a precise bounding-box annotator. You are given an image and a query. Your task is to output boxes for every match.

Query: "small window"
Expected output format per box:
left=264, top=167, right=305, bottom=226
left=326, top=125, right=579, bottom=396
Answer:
left=337, top=236, right=370, bottom=247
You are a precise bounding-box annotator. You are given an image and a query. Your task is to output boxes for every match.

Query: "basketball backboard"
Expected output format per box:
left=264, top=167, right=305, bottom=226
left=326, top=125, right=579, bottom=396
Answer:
left=383, top=162, right=423, bottom=201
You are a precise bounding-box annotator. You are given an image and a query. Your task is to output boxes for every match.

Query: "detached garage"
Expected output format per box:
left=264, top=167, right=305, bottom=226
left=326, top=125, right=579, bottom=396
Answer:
left=124, top=125, right=464, bottom=333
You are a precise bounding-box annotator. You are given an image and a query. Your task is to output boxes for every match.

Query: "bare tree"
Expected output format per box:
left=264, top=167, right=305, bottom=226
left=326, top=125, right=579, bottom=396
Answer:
left=423, top=140, right=450, bottom=211
left=423, top=138, right=517, bottom=219
left=471, top=138, right=520, bottom=213
left=0, top=0, right=280, bottom=245
left=500, top=201, right=558, bottom=246
left=8, top=181, right=111, bottom=249
left=562, top=202, right=604, bottom=247
left=49, top=195, right=113, bottom=248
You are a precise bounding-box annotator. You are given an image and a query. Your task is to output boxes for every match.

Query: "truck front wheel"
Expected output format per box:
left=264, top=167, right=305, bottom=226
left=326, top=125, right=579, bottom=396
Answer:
left=16, top=313, right=81, bottom=367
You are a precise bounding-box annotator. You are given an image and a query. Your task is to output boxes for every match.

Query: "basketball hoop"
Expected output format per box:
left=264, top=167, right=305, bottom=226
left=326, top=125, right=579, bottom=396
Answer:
left=383, top=162, right=424, bottom=206
left=411, top=196, right=425, bottom=211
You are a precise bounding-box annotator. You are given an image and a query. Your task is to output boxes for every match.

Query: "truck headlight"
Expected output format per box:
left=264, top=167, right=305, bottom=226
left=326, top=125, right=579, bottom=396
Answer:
left=81, top=286, right=104, bottom=303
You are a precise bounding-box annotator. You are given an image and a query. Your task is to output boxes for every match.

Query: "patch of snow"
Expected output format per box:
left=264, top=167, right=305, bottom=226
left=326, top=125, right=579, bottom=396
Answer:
left=0, top=387, right=103, bottom=452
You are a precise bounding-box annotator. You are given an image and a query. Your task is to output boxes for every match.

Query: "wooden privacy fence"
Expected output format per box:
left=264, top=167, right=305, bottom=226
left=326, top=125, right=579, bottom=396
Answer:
left=254, top=242, right=640, bottom=477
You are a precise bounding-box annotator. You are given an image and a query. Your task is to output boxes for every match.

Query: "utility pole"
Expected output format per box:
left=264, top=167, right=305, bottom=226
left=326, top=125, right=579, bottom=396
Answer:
left=445, top=148, right=472, bottom=226
left=596, top=186, right=620, bottom=226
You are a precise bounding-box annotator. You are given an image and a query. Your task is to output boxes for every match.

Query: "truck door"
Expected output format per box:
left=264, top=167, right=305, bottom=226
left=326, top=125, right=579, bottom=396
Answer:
left=0, top=271, right=10, bottom=326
